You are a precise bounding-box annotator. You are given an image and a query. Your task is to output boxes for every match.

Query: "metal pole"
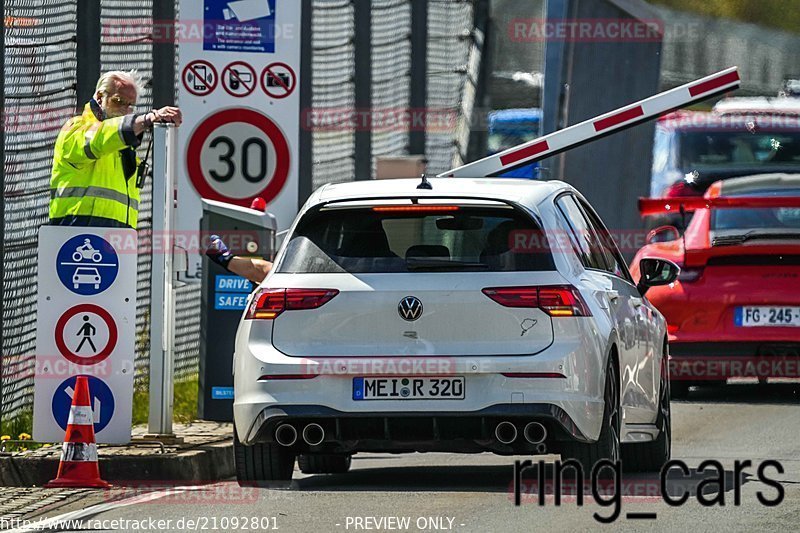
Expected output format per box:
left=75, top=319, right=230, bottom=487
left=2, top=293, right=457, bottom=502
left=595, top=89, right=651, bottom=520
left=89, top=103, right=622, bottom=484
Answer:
left=152, top=0, right=176, bottom=107
left=409, top=0, right=428, bottom=156
left=147, top=124, right=178, bottom=439
left=0, top=0, right=6, bottom=427
left=297, top=0, right=313, bottom=208
left=353, top=1, right=372, bottom=180
left=76, top=0, right=101, bottom=110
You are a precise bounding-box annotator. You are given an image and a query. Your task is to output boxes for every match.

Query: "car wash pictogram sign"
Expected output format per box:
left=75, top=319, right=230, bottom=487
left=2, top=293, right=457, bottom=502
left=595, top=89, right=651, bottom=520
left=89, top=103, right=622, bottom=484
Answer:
left=34, top=226, right=136, bottom=444
left=177, top=0, right=304, bottom=280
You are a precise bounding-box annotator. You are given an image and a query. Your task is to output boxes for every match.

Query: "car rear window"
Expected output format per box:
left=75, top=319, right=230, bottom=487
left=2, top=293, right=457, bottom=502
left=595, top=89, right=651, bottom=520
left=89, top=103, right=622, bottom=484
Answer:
left=712, top=188, right=800, bottom=232
left=277, top=205, right=555, bottom=273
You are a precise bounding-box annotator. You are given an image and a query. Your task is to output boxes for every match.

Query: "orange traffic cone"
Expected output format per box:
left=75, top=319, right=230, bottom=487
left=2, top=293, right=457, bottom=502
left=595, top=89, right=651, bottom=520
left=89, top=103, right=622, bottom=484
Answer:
left=45, top=375, right=110, bottom=488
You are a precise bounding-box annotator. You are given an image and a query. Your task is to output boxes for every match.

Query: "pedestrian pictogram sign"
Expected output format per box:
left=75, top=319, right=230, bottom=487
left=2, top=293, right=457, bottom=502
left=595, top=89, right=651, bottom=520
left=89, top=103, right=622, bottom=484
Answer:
left=222, top=61, right=257, bottom=98
left=34, top=226, right=136, bottom=444
left=51, top=375, right=116, bottom=433
left=56, top=234, right=119, bottom=296
left=55, top=303, right=118, bottom=366
left=186, top=108, right=290, bottom=207
left=182, top=60, right=218, bottom=97
left=261, top=62, right=296, bottom=99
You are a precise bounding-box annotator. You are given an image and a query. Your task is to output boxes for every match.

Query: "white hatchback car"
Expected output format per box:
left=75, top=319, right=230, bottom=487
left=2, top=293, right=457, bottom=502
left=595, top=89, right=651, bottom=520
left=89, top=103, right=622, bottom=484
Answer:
left=233, top=178, right=677, bottom=484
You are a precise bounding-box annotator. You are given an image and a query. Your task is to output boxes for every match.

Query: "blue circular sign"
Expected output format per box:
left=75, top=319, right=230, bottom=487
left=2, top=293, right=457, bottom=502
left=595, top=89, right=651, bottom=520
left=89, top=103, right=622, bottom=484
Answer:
left=56, top=234, right=119, bottom=295
left=52, top=375, right=115, bottom=433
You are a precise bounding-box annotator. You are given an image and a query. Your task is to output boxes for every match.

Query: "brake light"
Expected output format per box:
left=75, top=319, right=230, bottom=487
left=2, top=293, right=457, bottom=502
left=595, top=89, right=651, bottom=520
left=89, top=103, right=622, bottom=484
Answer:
left=677, top=267, right=704, bottom=283
left=372, top=206, right=460, bottom=212
left=245, top=288, right=339, bottom=320
left=482, top=285, right=591, bottom=317
left=667, top=324, right=679, bottom=335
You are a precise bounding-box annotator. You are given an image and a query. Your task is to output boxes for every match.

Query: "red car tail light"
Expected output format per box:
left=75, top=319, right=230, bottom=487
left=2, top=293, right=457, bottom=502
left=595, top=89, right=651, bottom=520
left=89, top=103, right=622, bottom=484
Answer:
left=538, top=286, right=592, bottom=317
left=480, top=287, right=539, bottom=308
left=246, top=288, right=339, bottom=320
left=482, top=285, right=591, bottom=317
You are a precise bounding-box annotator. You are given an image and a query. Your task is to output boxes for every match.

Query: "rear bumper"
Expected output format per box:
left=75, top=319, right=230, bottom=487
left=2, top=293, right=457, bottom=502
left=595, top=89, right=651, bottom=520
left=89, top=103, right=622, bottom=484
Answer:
left=239, top=403, right=592, bottom=454
left=669, top=342, right=800, bottom=381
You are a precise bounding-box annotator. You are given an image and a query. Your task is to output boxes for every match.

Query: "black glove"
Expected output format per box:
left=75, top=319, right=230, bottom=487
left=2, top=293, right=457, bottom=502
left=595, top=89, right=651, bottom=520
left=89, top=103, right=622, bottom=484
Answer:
left=206, top=234, right=233, bottom=270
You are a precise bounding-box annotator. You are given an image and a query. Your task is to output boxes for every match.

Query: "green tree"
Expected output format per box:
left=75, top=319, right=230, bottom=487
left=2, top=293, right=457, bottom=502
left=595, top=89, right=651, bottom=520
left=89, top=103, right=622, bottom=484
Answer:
left=650, top=0, right=800, bottom=34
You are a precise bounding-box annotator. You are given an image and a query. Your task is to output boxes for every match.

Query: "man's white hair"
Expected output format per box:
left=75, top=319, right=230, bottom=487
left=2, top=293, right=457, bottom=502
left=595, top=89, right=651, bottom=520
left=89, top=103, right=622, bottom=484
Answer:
left=95, top=70, right=145, bottom=98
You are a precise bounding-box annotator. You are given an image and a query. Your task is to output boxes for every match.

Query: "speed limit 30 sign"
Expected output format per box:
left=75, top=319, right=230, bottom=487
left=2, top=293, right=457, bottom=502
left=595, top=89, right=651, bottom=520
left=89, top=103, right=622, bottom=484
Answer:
left=186, top=108, right=290, bottom=206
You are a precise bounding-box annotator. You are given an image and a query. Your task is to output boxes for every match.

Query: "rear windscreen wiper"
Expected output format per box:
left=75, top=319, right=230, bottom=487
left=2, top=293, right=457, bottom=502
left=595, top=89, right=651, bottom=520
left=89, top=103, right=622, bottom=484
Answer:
left=405, top=258, right=490, bottom=271
left=713, top=231, right=800, bottom=246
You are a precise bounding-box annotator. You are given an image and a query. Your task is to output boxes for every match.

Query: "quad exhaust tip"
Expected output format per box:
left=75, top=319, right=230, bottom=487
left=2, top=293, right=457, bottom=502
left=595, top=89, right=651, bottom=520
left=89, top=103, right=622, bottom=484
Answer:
left=302, top=423, right=325, bottom=446
left=523, top=422, right=547, bottom=445
left=495, top=421, right=518, bottom=444
left=275, top=424, right=298, bottom=446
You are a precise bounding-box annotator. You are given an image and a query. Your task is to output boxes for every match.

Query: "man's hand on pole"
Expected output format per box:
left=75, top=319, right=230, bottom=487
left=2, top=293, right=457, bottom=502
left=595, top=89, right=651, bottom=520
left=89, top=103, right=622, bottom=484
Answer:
left=133, top=106, right=183, bottom=135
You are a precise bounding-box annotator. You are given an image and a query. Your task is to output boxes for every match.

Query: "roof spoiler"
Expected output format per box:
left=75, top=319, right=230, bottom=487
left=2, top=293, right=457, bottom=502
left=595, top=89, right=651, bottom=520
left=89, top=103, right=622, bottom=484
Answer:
left=638, top=196, right=800, bottom=217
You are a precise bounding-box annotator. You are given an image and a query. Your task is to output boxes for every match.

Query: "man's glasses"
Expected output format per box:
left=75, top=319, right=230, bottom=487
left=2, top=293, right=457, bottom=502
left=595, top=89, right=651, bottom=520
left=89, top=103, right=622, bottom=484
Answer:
left=107, top=94, right=136, bottom=108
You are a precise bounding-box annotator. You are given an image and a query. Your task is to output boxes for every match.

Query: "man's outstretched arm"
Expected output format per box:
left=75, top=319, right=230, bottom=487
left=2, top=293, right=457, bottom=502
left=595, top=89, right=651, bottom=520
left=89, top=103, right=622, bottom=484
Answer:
left=205, top=235, right=272, bottom=284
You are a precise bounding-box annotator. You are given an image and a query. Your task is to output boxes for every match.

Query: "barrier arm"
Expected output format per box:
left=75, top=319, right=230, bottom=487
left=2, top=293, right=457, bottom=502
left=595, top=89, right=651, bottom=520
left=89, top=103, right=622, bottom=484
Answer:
left=437, top=67, right=740, bottom=178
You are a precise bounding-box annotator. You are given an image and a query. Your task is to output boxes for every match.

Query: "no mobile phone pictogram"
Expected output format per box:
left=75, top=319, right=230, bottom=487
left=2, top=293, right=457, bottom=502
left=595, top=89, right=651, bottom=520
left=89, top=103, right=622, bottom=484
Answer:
left=182, top=60, right=218, bottom=97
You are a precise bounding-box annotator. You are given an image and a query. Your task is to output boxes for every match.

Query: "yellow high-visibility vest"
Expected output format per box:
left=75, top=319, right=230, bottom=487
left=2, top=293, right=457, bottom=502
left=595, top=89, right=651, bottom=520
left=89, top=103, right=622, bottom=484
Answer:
left=50, top=102, right=142, bottom=228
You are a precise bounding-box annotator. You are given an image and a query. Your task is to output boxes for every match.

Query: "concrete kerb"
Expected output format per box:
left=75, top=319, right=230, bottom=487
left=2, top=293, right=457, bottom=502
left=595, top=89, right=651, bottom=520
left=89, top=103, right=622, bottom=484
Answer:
left=0, top=422, right=234, bottom=487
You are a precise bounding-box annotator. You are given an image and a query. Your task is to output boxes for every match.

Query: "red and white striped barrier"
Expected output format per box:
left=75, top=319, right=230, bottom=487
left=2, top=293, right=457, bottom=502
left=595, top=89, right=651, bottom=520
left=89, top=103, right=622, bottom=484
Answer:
left=45, top=375, right=110, bottom=488
left=438, top=67, right=740, bottom=178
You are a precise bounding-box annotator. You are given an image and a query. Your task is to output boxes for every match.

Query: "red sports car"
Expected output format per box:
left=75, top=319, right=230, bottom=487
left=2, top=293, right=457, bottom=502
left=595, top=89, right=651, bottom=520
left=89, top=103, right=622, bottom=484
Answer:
left=632, top=173, right=800, bottom=398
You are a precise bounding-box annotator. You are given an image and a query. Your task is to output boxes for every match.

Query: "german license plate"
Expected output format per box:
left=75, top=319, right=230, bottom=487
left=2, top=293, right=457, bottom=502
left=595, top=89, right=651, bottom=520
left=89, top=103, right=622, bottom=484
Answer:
left=352, top=377, right=465, bottom=400
left=736, top=306, right=800, bottom=327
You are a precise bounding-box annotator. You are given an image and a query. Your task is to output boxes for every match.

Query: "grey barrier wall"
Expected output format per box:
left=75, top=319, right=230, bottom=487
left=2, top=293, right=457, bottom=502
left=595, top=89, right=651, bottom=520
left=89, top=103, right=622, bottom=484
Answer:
left=654, top=4, right=800, bottom=95
left=0, top=0, right=480, bottom=423
left=541, top=0, right=662, bottom=241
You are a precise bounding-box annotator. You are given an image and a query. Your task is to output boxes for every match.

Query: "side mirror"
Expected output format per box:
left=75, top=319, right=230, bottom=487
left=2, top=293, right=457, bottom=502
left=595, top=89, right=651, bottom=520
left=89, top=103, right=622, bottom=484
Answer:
left=646, top=225, right=680, bottom=244
left=637, top=258, right=680, bottom=296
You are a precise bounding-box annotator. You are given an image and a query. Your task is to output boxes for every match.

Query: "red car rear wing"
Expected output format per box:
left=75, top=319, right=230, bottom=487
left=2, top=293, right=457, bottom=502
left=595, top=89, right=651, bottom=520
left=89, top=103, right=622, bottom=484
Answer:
left=638, top=196, right=800, bottom=217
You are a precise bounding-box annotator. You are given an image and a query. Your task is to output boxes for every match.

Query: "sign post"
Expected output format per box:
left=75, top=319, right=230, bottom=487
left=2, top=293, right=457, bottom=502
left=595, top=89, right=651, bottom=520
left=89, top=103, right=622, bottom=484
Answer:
left=146, top=124, right=181, bottom=440
left=33, top=227, right=136, bottom=444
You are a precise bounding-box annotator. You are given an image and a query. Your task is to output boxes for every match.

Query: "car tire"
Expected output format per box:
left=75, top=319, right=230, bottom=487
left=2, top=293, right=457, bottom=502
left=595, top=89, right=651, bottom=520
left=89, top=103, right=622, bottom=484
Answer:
left=560, top=356, right=620, bottom=477
left=670, top=380, right=690, bottom=399
left=298, top=453, right=352, bottom=474
left=622, top=354, right=671, bottom=472
left=233, top=423, right=296, bottom=487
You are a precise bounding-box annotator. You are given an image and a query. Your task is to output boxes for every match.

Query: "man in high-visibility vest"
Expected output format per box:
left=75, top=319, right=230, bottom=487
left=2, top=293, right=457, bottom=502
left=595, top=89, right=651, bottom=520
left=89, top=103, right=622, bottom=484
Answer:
left=50, top=70, right=182, bottom=228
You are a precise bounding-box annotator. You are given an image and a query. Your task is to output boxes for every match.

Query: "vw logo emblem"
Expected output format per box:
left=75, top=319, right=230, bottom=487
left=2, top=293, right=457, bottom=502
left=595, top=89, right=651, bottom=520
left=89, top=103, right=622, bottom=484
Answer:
left=398, top=296, right=423, bottom=321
